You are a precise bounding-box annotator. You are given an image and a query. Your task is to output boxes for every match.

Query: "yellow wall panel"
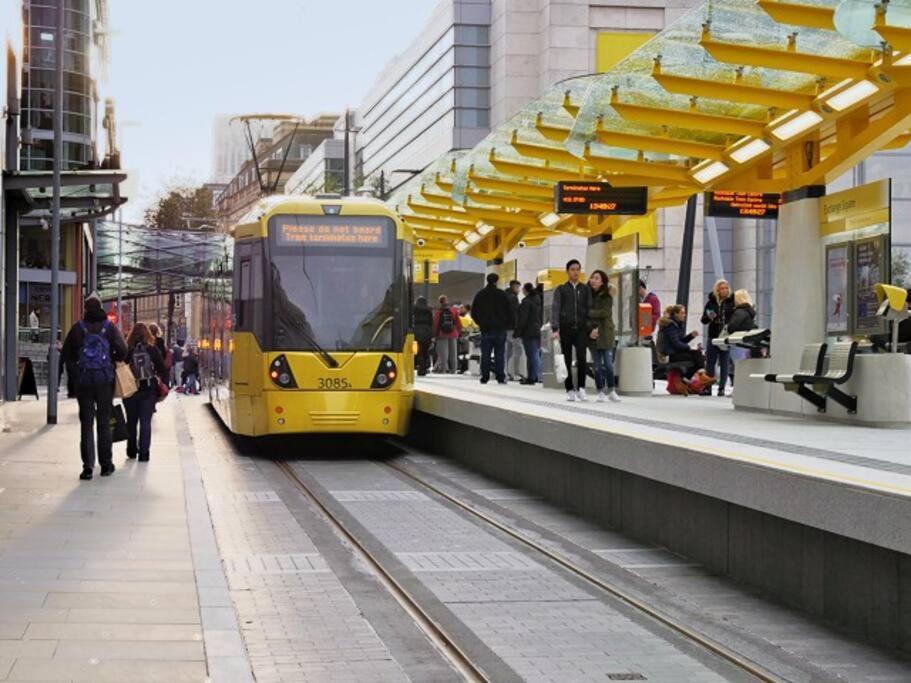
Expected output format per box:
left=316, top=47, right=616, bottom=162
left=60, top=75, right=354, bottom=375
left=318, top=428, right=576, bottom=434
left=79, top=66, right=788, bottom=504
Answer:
left=596, top=32, right=654, bottom=73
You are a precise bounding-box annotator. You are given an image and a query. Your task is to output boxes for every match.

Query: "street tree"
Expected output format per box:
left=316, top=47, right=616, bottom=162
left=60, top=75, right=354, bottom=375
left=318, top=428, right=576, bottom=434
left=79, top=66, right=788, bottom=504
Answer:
left=144, top=184, right=217, bottom=229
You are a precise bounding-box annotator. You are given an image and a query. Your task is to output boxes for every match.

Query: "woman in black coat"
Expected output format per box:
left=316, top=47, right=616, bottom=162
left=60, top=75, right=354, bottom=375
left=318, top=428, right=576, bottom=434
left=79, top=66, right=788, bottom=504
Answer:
left=701, top=279, right=735, bottom=396
left=727, top=289, right=758, bottom=333
left=413, top=297, right=434, bottom=376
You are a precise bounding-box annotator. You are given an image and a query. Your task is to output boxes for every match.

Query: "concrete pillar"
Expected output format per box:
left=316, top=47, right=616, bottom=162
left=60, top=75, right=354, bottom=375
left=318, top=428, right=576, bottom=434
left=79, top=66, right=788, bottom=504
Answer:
left=3, top=201, right=18, bottom=401
left=768, top=188, right=826, bottom=414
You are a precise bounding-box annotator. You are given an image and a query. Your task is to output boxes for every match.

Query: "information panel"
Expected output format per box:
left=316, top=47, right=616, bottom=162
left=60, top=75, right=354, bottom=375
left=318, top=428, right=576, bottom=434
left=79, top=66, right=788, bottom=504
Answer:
left=854, top=236, right=887, bottom=334
left=555, top=182, right=648, bottom=215
left=705, top=191, right=781, bottom=218
left=276, top=220, right=390, bottom=248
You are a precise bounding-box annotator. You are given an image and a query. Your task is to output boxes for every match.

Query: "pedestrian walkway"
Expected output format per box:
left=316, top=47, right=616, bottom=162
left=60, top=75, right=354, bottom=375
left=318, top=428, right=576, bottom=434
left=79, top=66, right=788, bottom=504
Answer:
left=0, top=394, right=251, bottom=683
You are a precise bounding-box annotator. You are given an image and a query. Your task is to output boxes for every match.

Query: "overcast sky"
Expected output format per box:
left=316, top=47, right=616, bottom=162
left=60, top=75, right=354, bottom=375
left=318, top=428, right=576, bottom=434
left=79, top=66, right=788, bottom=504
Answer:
left=107, top=0, right=438, bottom=221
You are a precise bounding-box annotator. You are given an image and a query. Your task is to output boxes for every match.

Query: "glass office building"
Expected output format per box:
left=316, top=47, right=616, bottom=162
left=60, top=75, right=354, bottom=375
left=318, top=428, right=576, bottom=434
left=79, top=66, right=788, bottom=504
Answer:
left=20, top=0, right=101, bottom=171
left=357, top=0, right=491, bottom=185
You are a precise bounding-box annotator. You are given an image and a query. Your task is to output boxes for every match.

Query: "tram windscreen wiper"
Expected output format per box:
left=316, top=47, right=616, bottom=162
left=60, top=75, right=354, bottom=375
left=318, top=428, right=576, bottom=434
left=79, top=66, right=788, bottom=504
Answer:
left=298, top=327, right=339, bottom=368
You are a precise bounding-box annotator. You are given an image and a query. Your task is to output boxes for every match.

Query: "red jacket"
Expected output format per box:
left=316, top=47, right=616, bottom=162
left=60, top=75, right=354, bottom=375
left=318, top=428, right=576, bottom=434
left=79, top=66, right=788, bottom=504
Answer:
left=433, top=306, right=462, bottom=339
left=643, top=291, right=661, bottom=328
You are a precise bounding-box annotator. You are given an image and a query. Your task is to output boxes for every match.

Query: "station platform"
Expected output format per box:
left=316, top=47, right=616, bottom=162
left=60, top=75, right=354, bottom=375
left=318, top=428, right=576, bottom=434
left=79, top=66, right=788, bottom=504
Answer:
left=412, top=375, right=911, bottom=654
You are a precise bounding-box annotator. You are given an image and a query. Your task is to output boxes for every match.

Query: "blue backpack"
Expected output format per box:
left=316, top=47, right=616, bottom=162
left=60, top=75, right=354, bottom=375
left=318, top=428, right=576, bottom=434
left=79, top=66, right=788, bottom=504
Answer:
left=78, top=321, right=114, bottom=385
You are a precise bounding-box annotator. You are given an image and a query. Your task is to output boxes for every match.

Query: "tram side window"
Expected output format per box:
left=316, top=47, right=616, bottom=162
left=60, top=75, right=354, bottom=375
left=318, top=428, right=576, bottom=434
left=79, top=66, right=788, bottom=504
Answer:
left=233, top=242, right=264, bottom=341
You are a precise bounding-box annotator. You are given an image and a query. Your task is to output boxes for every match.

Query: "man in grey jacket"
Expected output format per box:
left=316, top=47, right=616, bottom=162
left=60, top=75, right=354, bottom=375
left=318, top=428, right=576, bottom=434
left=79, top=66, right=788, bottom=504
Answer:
left=551, top=259, right=592, bottom=401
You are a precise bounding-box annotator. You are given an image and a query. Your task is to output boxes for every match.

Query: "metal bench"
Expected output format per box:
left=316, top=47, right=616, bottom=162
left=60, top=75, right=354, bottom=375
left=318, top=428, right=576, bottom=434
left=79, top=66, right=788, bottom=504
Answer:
left=793, top=341, right=859, bottom=414
left=751, top=343, right=828, bottom=412
left=713, top=328, right=770, bottom=352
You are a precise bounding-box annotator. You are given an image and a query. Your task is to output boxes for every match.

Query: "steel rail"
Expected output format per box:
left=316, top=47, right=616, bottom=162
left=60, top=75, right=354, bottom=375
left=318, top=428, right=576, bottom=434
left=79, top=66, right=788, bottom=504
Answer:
left=275, top=460, right=490, bottom=683
left=384, top=458, right=779, bottom=683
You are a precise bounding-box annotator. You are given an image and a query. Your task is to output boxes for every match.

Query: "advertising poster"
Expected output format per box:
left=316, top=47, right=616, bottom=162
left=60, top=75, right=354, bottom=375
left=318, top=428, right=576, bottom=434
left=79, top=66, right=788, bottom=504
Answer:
left=825, top=245, right=849, bottom=334
left=854, top=237, right=885, bottom=334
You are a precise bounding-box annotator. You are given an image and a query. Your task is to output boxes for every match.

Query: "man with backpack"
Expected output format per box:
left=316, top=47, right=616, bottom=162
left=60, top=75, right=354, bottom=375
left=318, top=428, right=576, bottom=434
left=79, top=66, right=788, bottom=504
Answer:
left=60, top=292, right=127, bottom=480
left=432, top=295, right=462, bottom=374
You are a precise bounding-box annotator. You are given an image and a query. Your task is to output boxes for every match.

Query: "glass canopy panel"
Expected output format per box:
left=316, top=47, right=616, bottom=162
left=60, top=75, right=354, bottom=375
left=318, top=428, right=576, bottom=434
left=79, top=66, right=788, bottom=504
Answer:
left=385, top=150, right=467, bottom=211
left=567, top=0, right=871, bottom=158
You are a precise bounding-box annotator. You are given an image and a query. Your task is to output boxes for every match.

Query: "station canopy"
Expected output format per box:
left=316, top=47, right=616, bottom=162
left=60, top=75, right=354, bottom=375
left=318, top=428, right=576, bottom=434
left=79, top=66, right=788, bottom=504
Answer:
left=95, top=222, right=231, bottom=301
left=389, top=0, right=911, bottom=261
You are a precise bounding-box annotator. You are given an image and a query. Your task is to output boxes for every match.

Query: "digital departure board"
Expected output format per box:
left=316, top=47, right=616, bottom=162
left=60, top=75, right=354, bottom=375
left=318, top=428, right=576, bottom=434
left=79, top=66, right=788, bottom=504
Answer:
left=275, top=220, right=390, bottom=248
left=554, top=182, right=648, bottom=215
left=705, top=191, right=781, bottom=219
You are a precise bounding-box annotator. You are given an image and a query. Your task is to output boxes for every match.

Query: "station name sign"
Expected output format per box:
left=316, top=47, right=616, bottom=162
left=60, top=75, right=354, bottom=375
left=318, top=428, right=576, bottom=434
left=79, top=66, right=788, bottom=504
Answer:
left=277, top=222, right=389, bottom=248
left=555, top=182, right=648, bottom=215
left=705, top=191, right=781, bottom=219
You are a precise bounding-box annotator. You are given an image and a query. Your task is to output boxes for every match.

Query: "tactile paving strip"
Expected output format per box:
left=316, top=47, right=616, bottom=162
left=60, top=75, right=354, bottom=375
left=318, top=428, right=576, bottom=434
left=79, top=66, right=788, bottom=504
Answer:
left=396, top=551, right=542, bottom=572
left=223, top=552, right=329, bottom=575
left=331, top=490, right=431, bottom=502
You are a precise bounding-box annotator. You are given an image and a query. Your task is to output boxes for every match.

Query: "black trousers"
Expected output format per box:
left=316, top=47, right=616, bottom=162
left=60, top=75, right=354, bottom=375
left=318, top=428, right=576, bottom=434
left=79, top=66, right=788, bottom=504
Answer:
left=416, top=338, right=431, bottom=375
left=669, top=350, right=704, bottom=378
left=77, top=382, right=114, bottom=469
left=559, top=325, right=589, bottom=392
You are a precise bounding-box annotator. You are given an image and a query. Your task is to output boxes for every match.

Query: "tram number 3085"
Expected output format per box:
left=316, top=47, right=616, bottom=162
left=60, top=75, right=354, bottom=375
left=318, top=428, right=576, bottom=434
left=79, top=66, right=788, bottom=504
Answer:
left=317, top=377, right=352, bottom=390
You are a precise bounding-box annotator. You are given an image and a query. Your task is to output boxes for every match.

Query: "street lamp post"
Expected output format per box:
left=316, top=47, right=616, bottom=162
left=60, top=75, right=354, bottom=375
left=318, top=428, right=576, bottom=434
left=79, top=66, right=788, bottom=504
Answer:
left=46, top=0, right=64, bottom=425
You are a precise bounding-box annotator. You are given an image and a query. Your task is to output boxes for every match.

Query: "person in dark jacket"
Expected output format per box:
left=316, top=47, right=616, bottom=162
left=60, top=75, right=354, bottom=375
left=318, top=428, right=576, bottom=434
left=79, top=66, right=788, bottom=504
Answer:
left=727, top=289, right=758, bottom=333
left=587, top=270, right=620, bottom=402
left=701, top=279, right=735, bottom=396
left=515, top=283, right=543, bottom=384
left=123, top=323, right=168, bottom=462
left=657, top=304, right=703, bottom=378
left=505, top=280, right=522, bottom=380
left=60, top=291, right=127, bottom=480
left=148, top=322, right=167, bottom=358
left=552, top=259, right=592, bottom=400
left=182, top=348, right=200, bottom=394
left=470, top=273, right=513, bottom=384
left=413, top=297, right=433, bottom=376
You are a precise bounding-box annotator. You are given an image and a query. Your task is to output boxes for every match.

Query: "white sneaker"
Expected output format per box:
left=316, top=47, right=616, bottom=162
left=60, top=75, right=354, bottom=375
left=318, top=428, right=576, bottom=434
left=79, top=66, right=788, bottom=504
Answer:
left=596, top=391, right=606, bottom=402
left=608, top=390, right=622, bottom=402
left=576, top=389, right=587, bottom=402
left=566, top=391, right=576, bottom=402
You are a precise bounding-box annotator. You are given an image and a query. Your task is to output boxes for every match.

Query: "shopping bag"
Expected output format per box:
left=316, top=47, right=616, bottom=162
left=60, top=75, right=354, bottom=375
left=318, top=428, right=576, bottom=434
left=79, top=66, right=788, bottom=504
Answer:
left=553, top=339, right=568, bottom=384
left=110, top=404, right=128, bottom=442
left=155, top=377, right=170, bottom=403
left=114, top=362, right=137, bottom=399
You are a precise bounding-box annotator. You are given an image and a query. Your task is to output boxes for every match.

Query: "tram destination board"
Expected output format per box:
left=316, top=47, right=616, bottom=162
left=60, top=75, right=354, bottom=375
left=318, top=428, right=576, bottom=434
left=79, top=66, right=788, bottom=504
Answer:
left=276, top=220, right=390, bottom=248
left=705, top=190, right=781, bottom=219
left=555, top=182, right=648, bottom=215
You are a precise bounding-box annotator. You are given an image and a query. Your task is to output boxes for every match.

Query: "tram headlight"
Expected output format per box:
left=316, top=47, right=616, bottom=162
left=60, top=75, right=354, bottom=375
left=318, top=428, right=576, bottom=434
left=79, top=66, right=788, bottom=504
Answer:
left=370, top=355, right=397, bottom=390
left=269, top=355, right=298, bottom=389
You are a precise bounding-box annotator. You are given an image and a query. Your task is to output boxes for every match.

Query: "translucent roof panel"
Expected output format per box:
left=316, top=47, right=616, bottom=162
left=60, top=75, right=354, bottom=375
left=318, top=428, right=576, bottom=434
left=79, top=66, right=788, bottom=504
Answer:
left=567, top=0, right=871, bottom=158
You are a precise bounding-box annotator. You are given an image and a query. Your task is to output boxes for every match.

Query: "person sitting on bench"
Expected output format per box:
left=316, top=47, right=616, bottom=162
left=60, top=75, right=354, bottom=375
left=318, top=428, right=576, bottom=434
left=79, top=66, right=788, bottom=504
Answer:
left=870, top=287, right=911, bottom=352
left=658, top=305, right=704, bottom=377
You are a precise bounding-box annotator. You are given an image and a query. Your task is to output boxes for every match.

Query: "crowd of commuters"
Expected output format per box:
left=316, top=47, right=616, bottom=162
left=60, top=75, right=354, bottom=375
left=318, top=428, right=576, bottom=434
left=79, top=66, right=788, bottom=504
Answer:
left=59, top=291, right=202, bottom=480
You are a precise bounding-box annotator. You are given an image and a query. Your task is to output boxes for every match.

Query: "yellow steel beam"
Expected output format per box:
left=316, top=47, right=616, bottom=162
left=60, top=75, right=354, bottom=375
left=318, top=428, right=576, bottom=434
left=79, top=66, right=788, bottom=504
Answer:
left=465, top=205, right=542, bottom=228
left=511, top=131, right=586, bottom=166
left=756, top=0, right=835, bottom=30
left=403, top=215, right=473, bottom=232
left=468, top=173, right=554, bottom=199
left=535, top=113, right=572, bottom=143
left=653, top=72, right=814, bottom=110
left=489, top=151, right=589, bottom=182
left=876, top=24, right=911, bottom=52
left=434, top=175, right=454, bottom=193
left=405, top=200, right=473, bottom=224
left=610, top=101, right=766, bottom=138
left=700, top=37, right=871, bottom=81
left=419, top=186, right=456, bottom=206
left=562, top=91, right=580, bottom=118
left=584, top=146, right=693, bottom=183
left=466, top=189, right=552, bottom=213
left=595, top=126, right=726, bottom=160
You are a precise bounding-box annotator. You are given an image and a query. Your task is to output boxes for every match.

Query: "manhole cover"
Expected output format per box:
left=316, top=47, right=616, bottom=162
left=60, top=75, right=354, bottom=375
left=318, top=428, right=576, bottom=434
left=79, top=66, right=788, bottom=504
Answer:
left=231, top=491, right=281, bottom=503
left=607, top=675, right=646, bottom=681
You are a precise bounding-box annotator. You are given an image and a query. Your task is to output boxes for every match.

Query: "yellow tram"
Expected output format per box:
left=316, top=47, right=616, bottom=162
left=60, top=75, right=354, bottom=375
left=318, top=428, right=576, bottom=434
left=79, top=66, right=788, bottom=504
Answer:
left=201, top=195, right=415, bottom=437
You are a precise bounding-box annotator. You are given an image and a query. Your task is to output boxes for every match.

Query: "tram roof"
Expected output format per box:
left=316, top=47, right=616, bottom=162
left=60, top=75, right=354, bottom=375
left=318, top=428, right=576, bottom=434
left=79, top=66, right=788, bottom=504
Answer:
left=388, top=0, right=911, bottom=261
left=232, top=194, right=401, bottom=235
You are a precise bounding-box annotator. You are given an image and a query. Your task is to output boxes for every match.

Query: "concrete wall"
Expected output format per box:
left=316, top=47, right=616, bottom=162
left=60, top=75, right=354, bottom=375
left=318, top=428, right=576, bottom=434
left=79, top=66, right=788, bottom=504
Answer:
left=408, top=410, right=911, bottom=655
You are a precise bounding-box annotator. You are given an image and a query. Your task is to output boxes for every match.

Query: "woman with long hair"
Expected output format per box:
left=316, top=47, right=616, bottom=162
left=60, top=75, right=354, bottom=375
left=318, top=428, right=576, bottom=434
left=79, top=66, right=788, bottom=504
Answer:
left=587, top=270, right=620, bottom=402
left=123, top=322, right=167, bottom=462
left=701, top=279, right=735, bottom=396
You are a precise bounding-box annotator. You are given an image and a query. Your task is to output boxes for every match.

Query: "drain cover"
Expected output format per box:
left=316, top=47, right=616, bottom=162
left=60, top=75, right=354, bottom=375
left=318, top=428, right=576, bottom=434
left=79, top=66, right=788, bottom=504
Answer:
left=224, top=553, right=328, bottom=574
left=396, top=551, right=541, bottom=572
left=331, top=490, right=430, bottom=502
left=607, top=675, right=646, bottom=681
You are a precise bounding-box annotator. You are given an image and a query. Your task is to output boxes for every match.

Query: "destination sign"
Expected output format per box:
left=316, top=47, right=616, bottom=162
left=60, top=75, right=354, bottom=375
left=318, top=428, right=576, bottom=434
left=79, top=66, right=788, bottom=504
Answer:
left=554, top=182, right=648, bottom=215
left=705, top=191, right=781, bottom=219
left=276, top=221, right=390, bottom=248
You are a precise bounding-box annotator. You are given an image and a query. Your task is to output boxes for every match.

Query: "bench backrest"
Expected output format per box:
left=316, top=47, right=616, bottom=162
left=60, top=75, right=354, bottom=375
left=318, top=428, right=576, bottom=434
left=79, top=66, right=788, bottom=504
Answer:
left=824, top=341, right=858, bottom=381
left=800, top=343, right=827, bottom=375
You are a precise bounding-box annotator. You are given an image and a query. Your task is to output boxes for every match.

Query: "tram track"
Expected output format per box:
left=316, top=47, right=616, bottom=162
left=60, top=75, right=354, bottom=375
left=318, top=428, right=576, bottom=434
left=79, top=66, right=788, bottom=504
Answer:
left=274, top=459, right=491, bottom=683
left=381, top=453, right=782, bottom=683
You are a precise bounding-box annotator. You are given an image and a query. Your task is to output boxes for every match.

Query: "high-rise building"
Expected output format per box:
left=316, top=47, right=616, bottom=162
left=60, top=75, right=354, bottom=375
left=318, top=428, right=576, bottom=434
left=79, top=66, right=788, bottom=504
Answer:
left=210, top=115, right=261, bottom=184
left=1, top=0, right=125, bottom=400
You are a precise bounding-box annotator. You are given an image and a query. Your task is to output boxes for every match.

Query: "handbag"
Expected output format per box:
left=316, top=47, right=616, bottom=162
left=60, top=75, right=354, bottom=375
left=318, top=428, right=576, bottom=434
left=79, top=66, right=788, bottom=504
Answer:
left=114, top=361, right=138, bottom=399
left=553, top=339, right=568, bottom=384
left=155, top=377, right=169, bottom=403
left=110, top=404, right=128, bottom=442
